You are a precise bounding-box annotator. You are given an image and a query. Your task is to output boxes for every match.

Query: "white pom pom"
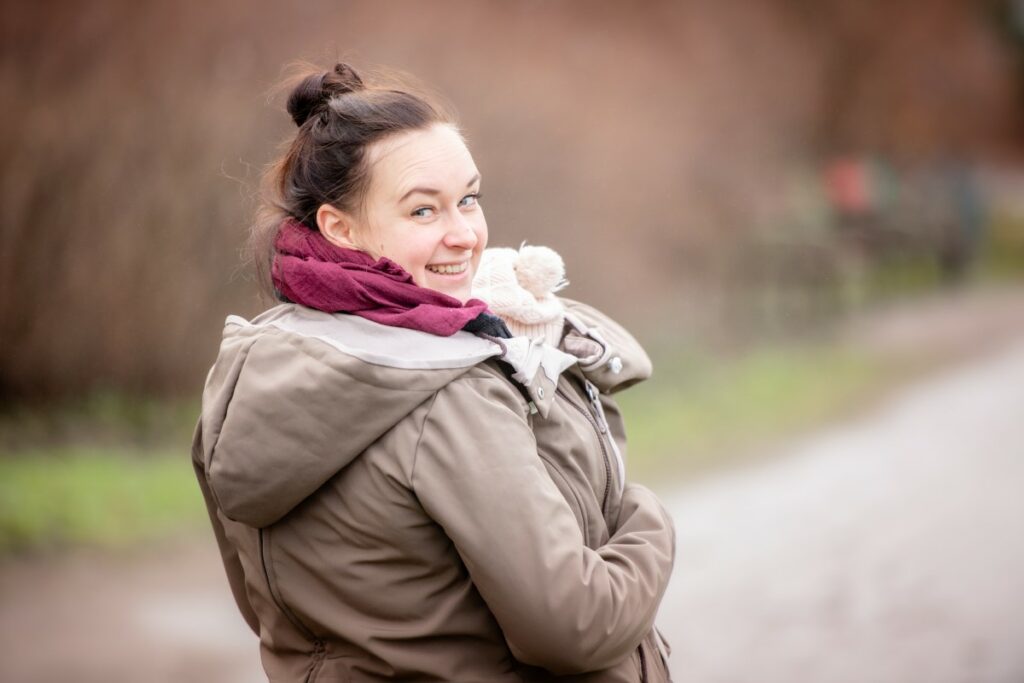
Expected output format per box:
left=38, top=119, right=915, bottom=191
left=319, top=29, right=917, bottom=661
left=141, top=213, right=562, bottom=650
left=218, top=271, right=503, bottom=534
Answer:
left=514, top=244, right=566, bottom=299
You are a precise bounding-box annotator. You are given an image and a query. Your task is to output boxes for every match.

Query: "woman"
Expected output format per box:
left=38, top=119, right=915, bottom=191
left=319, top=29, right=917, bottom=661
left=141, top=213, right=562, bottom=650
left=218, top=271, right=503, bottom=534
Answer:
left=192, top=62, right=674, bottom=682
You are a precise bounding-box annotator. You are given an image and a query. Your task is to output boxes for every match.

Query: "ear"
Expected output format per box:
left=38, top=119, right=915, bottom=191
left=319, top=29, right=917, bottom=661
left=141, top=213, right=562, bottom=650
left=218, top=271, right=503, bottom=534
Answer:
left=316, top=204, right=360, bottom=250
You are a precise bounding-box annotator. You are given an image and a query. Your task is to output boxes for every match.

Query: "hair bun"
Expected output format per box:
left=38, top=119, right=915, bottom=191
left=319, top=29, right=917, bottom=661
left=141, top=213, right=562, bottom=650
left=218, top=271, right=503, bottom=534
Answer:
left=325, top=63, right=364, bottom=93
left=286, top=63, right=365, bottom=128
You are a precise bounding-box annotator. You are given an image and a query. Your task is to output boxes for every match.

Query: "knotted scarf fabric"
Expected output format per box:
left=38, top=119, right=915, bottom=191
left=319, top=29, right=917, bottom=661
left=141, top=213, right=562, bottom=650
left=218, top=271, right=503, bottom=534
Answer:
left=271, top=218, right=509, bottom=338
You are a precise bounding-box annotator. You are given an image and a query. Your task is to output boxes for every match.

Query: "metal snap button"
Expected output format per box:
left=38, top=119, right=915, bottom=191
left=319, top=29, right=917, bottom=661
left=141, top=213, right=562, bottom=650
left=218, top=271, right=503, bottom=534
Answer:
left=537, top=386, right=545, bottom=399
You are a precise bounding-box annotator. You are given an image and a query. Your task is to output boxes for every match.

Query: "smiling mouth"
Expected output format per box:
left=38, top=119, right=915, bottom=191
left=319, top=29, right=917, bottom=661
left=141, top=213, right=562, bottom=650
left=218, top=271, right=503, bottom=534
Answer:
left=426, top=262, right=468, bottom=275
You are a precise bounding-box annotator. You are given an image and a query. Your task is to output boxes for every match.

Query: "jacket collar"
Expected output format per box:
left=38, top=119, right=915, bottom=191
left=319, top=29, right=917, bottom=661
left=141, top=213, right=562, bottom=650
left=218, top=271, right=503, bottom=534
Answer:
left=231, top=304, right=577, bottom=417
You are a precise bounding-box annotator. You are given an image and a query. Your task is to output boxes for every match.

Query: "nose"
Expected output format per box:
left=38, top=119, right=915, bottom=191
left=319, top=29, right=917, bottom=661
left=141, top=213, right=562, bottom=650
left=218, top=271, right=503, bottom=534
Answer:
left=443, top=212, right=478, bottom=251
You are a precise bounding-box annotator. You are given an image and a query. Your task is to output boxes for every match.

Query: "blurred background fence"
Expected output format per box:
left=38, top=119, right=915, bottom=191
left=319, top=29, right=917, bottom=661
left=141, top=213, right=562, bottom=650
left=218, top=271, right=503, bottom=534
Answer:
left=2, top=0, right=1023, bottom=401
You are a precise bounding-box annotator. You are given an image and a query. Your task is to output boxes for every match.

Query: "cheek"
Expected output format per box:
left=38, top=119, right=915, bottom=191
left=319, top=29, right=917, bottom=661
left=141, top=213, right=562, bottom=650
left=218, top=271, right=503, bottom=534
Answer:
left=371, top=222, right=423, bottom=274
left=402, top=236, right=440, bottom=276
left=474, top=215, right=488, bottom=250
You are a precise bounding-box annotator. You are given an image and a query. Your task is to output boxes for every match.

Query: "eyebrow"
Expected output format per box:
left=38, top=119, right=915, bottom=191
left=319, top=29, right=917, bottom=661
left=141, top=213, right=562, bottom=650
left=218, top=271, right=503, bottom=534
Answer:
left=398, top=174, right=480, bottom=203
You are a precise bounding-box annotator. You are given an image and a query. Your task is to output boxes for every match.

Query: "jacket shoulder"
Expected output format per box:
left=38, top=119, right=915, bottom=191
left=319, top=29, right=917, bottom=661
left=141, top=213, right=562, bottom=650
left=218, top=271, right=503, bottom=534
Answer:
left=558, top=297, right=652, bottom=393
left=430, top=360, right=533, bottom=422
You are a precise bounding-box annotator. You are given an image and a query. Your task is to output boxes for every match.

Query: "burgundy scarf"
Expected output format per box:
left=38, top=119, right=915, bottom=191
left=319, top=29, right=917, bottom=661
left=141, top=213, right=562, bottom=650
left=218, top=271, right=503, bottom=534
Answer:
left=271, top=218, right=492, bottom=337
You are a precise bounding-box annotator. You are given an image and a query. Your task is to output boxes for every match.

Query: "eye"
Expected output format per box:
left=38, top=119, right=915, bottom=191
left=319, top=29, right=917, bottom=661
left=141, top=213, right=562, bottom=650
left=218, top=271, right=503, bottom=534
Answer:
left=459, top=192, right=482, bottom=208
left=411, top=206, right=436, bottom=218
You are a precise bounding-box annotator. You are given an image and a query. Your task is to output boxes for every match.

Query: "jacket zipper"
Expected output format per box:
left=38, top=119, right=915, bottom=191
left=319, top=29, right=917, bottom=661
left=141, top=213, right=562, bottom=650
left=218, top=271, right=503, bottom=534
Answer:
left=581, top=378, right=625, bottom=495
left=556, top=382, right=614, bottom=514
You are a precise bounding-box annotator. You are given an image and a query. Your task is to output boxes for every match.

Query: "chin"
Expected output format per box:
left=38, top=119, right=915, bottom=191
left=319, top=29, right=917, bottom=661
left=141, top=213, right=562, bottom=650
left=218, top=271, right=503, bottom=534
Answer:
left=421, top=271, right=472, bottom=303
left=449, top=289, right=472, bottom=304
left=432, top=280, right=470, bottom=303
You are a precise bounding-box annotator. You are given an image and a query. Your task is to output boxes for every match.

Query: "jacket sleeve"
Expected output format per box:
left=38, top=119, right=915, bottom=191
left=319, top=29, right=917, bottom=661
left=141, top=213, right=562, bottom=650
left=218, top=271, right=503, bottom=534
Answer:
left=411, top=375, right=675, bottom=674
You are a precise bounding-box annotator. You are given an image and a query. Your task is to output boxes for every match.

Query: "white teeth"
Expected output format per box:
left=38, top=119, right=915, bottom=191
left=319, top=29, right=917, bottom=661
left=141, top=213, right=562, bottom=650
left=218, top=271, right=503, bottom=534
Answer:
left=426, top=262, right=467, bottom=275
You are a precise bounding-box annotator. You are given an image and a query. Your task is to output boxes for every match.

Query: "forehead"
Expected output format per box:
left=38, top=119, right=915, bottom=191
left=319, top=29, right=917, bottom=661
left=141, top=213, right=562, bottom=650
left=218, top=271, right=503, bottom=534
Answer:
left=367, top=124, right=478, bottom=198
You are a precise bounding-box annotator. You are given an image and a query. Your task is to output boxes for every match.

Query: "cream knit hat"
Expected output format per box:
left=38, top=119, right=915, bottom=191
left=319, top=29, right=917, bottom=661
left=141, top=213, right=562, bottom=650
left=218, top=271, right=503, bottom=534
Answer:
left=472, top=244, right=568, bottom=346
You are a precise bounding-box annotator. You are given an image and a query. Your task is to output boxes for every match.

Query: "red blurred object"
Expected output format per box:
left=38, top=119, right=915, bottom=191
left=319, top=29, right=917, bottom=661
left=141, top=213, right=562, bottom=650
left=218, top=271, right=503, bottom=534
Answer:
left=824, top=157, right=872, bottom=215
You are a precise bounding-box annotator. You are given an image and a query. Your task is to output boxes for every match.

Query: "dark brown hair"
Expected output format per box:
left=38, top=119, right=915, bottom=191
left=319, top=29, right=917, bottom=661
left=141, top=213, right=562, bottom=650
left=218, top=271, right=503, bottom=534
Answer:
left=250, top=62, right=454, bottom=296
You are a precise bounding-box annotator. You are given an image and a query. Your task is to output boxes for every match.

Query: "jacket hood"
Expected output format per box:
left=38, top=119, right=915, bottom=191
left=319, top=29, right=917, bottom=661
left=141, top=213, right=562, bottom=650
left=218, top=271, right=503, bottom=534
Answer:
left=199, top=304, right=576, bottom=528
left=201, top=305, right=497, bottom=527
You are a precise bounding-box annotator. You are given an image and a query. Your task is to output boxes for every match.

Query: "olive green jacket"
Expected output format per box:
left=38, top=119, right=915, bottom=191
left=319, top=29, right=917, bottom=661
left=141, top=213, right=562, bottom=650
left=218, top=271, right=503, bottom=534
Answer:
left=192, top=299, right=674, bottom=682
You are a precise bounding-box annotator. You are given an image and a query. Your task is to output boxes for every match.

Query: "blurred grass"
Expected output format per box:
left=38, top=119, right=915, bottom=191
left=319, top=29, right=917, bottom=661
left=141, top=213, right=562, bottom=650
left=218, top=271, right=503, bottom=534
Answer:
left=0, top=394, right=205, bottom=554
left=0, top=447, right=206, bottom=554
left=618, top=344, right=889, bottom=483
left=865, top=256, right=944, bottom=297
left=979, top=210, right=1024, bottom=280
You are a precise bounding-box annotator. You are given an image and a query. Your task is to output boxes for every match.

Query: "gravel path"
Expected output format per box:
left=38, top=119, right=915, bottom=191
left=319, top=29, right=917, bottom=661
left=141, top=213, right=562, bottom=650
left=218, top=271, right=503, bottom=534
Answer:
left=0, top=539, right=263, bottom=683
left=656, top=334, right=1024, bottom=683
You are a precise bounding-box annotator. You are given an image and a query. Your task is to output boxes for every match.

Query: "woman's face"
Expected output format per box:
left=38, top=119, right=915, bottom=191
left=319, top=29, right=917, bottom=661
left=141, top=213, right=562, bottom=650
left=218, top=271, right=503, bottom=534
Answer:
left=320, top=123, right=487, bottom=303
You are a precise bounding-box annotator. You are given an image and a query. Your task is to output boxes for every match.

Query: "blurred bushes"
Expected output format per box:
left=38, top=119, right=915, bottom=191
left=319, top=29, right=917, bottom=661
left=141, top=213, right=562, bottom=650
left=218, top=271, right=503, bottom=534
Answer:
left=1, top=0, right=1022, bottom=401
left=0, top=392, right=198, bottom=452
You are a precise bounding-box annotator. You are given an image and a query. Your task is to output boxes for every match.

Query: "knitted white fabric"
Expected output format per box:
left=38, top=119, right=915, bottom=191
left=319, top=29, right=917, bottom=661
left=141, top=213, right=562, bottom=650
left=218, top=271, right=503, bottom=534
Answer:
left=472, top=244, right=568, bottom=346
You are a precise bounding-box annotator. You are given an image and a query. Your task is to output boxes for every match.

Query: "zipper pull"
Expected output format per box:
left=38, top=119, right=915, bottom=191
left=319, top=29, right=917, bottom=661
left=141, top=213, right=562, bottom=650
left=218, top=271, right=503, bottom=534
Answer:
left=583, top=379, right=608, bottom=434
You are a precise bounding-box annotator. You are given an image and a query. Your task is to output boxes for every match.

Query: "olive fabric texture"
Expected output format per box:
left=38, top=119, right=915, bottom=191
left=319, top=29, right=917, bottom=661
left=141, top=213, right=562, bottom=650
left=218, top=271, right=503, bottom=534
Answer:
left=192, top=299, right=674, bottom=682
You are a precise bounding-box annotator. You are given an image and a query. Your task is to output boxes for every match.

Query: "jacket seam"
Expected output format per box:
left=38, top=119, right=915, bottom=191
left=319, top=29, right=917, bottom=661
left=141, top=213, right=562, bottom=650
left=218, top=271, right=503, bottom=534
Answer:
left=271, top=327, right=462, bottom=392
left=410, top=373, right=531, bottom=488
left=537, top=453, right=592, bottom=545
left=259, top=527, right=323, bottom=643
left=232, top=306, right=502, bottom=372
left=409, top=392, right=442, bottom=488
